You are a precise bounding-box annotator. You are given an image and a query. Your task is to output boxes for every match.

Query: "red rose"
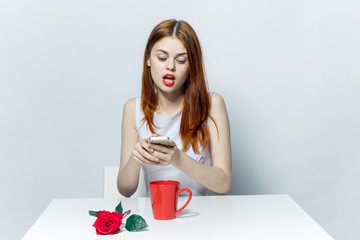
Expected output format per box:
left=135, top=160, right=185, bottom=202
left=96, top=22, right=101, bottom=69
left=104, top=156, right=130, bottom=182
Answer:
left=92, top=210, right=124, bottom=235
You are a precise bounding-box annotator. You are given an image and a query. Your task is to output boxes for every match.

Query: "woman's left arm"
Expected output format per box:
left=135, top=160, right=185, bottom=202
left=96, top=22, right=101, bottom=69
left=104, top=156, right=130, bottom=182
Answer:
left=149, top=93, right=232, bottom=194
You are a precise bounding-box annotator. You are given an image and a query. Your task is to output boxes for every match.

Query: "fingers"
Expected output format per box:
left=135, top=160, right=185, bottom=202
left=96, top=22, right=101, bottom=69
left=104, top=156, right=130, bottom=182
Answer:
left=140, top=138, right=154, bottom=153
left=132, top=150, right=158, bottom=165
left=133, top=138, right=178, bottom=166
left=148, top=143, right=176, bottom=166
left=169, top=140, right=176, bottom=147
left=132, top=141, right=159, bottom=165
left=148, top=143, right=173, bottom=153
left=153, top=152, right=171, bottom=166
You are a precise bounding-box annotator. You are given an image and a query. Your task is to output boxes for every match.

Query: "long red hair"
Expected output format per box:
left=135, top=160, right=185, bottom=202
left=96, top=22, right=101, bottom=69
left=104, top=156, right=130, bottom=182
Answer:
left=141, top=19, right=213, bottom=153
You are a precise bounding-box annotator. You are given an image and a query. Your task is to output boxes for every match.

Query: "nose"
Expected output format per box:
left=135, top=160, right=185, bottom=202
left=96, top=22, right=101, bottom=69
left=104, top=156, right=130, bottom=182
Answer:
left=166, top=60, right=176, bottom=71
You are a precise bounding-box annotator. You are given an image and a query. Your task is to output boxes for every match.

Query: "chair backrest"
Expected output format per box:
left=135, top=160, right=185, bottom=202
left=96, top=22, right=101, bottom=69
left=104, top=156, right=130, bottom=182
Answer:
left=103, top=166, right=148, bottom=198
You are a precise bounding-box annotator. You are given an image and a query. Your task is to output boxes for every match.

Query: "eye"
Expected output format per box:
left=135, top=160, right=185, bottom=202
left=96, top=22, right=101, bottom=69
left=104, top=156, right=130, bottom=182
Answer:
left=158, top=57, right=167, bottom=62
left=177, top=59, right=186, bottom=64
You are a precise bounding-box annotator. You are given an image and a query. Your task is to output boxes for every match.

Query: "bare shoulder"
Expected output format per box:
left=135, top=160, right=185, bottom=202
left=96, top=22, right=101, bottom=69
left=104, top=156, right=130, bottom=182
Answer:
left=122, top=98, right=136, bottom=133
left=209, top=92, right=229, bottom=131
left=123, top=97, right=136, bottom=114
left=208, top=93, right=230, bottom=145
left=210, top=92, right=226, bottom=113
left=122, top=98, right=137, bottom=129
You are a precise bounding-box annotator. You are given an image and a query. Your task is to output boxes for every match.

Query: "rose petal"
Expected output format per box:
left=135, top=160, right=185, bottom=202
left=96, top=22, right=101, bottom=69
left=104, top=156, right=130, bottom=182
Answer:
left=92, top=211, right=122, bottom=235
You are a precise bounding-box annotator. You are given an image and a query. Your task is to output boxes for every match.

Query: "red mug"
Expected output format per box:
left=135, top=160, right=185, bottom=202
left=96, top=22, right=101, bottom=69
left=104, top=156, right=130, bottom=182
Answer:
left=149, top=180, right=192, bottom=220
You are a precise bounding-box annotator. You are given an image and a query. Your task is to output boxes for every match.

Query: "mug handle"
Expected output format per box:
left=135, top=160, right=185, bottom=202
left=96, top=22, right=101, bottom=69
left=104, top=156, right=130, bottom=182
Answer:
left=175, top=188, right=192, bottom=216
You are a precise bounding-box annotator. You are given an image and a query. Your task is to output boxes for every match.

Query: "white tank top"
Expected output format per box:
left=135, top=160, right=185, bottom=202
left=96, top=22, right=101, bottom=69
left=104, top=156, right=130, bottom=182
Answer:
left=135, top=97, right=212, bottom=196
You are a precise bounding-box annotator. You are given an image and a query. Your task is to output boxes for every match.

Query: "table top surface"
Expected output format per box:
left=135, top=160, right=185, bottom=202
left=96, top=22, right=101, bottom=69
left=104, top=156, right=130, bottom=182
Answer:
left=22, top=194, right=333, bottom=240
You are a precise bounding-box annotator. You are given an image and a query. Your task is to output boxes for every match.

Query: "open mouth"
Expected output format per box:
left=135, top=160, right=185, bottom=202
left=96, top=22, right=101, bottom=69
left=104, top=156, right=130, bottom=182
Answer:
left=162, top=74, right=176, bottom=86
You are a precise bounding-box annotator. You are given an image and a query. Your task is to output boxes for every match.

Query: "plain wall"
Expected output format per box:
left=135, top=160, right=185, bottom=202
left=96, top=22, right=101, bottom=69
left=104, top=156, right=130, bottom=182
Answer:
left=1, top=0, right=359, bottom=239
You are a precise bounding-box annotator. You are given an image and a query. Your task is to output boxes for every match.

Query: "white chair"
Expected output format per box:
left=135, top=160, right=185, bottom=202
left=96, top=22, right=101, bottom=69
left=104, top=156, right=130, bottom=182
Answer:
left=103, top=166, right=148, bottom=198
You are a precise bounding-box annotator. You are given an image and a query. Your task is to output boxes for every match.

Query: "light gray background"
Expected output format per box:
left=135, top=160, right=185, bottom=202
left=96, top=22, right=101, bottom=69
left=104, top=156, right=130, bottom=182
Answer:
left=1, top=0, right=359, bottom=239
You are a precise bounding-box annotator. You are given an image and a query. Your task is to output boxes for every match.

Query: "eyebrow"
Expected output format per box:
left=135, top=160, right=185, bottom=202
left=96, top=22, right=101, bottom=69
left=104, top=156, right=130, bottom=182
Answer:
left=155, top=49, right=187, bottom=57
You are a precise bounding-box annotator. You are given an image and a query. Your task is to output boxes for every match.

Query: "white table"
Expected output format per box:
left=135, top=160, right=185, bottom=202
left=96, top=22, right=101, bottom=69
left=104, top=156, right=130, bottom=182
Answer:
left=22, top=195, right=333, bottom=240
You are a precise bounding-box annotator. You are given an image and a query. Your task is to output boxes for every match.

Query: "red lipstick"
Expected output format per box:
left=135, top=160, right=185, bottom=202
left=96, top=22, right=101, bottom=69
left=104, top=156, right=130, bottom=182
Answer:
left=162, top=74, right=176, bottom=86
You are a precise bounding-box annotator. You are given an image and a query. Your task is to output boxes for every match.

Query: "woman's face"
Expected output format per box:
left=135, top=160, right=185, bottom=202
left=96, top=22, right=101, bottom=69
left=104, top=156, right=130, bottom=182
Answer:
left=147, top=37, right=189, bottom=94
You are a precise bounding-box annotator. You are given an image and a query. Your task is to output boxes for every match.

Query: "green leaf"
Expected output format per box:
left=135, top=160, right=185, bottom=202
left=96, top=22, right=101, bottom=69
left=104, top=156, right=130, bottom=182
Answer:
left=88, top=210, right=99, bottom=217
left=115, top=202, right=123, bottom=214
left=125, top=214, right=148, bottom=232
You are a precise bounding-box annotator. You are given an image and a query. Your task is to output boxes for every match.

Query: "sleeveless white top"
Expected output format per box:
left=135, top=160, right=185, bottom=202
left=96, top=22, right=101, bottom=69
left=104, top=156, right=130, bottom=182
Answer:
left=135, top=97, right=212, bottom=196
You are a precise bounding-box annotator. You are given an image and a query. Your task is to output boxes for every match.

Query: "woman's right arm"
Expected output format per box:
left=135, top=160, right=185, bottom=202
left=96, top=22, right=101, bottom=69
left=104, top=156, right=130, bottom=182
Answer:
left=117, top=98, right=159, bottom=197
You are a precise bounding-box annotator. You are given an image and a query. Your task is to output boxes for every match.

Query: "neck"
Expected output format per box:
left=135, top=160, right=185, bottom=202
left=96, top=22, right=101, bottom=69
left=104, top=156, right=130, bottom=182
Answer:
left=156, top=89, right=184, bottom=116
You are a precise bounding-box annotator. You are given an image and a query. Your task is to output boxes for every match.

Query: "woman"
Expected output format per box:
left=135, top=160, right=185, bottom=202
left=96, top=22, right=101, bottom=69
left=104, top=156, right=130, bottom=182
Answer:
left=117, top=19, right=232, bottom=197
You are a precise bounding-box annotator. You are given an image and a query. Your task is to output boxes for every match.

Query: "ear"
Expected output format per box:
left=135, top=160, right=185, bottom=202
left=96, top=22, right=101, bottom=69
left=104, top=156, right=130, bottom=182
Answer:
left=147, top=59, right=150, bottom=67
